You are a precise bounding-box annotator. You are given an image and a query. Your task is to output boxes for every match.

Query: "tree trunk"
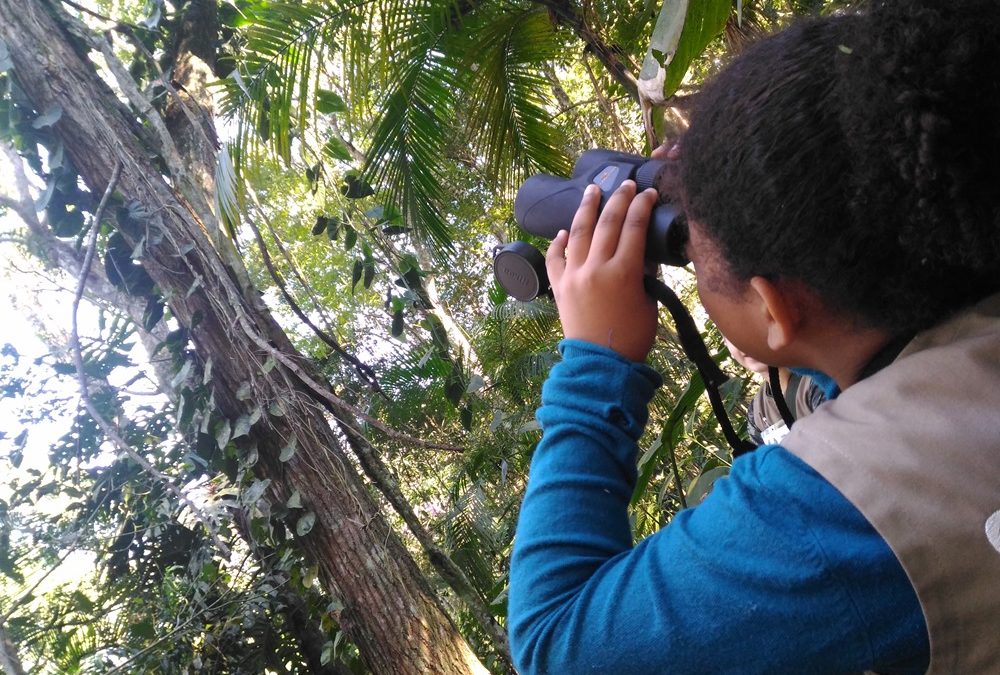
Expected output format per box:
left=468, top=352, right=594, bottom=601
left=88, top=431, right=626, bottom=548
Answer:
left=0, top=2, right=486, bottom=673
left=0, top=626, right=26, bottom=675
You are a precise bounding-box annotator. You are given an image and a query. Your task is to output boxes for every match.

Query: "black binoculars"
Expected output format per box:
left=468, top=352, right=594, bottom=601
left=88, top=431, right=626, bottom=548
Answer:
left=493, top=149, right=689, bottom=301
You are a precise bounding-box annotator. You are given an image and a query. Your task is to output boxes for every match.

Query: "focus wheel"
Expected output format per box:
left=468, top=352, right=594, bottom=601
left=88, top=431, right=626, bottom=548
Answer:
left=635, top=159, right=668, bottom=193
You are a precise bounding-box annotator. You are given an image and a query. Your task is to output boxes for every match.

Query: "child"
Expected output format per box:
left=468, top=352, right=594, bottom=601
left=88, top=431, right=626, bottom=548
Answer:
left=509, top=2, right=1000, bottom=673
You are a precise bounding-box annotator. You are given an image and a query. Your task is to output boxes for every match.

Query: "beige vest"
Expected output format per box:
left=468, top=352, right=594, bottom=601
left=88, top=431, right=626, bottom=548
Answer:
left=782, top=293, right=1000, bottom=674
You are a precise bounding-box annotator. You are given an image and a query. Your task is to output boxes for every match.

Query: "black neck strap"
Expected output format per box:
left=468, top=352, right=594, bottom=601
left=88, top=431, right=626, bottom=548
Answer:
left=644, top=276, right=756, bottom=457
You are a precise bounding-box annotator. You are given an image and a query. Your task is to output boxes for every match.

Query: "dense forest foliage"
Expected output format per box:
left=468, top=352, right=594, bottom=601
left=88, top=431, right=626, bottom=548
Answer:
left=0, top=0, right=846, bottom=672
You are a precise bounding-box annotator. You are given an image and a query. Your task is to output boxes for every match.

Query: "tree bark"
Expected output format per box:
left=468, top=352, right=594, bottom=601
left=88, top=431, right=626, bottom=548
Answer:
left=0, top=626, right=26, bottom=675
left=0, top=2, right=486, bottom=673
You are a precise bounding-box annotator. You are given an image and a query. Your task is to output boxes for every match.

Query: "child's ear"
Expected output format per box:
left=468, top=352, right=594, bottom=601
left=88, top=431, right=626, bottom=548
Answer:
left=749, top=276, right=802, bottom=351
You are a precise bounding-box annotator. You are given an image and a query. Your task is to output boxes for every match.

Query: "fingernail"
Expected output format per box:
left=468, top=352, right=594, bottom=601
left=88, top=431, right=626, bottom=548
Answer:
left=585, top=184, right=599, bottom=196
left=618, top=179, right=635, bottom=191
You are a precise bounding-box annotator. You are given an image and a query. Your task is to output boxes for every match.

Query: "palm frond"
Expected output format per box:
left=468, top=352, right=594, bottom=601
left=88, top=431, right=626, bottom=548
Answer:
left=361, top=0, right=461, bottom=252
left=475, top=296, right=560, bottom=403
left=461, top=8, right=572, bottom=194
left=216, top=1, right=349, bottom=170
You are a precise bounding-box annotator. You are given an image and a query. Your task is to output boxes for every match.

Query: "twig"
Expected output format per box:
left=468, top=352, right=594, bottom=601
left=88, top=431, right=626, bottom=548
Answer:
left=243, top=326, right=463, bottom=453
left=0, top=193, right=37, bottom=228
left=70, top=161, right=231, bottom=558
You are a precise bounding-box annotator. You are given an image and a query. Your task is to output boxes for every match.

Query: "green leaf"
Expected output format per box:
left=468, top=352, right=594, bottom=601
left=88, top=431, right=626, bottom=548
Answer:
left=391, top=308, right=404, bottom=337
left=311, top=215, right=329, bottom=236
left=35, top=178, right=56, bottom=212
left=517, top=420, right=541, bottom=434
left=233, top=414, right=252, bottom=439
left=130, top=620, right=156, bottom=640
left=214, top=144, right=242, bottom=234
left=343, top=224, right=357, bottom=251
left=243, top=443, right=259, bottom=468
left=363, top=257, right=375, bottom=289
left=461, top=9, right=571, bottom=200
left=0, top=550, right=23, bottom=583
left=31, top=104, right=63, bottom=129
left=143, top=297, right=165, bottom=332
left=215, top=418, right=232, bottom=450
left=279, top=438, right=297, bottom=462
left=316, top=89, right=347, bottom=114
left=323, top=136, right=352, bottom=162
left=685, top=466, right=730, bottom=506
left=48, top=142, right=64, bottom=171
left=243, top=478, right=270, bottom=505
left=71, top=589, right=95, bottom=613
left=236, top=381, right=253, bottom=400
left=466, top=374, right=485, bottom=394
left=326, top=216, right=341, bottom=241
left=303, top=563, right=319, bottom=587
left=296, top=511, right=316, bottom=536
left=171, top=360, right=193, bottom=388
left=320, top=640, right=334, bottom=666
left=340, top=172, right=375, bottom=199
left=350, top=259, right=363, bottom=293
left=630, top=371, right=705, bottom=508
left=142, top=0, right=163, bottom=29
left=639, top=0, right=731, bottom=100
left=444, top=364, right=464, bottom=407
left=186, top=276, right=203, bottom=298
left=306, top=162, right=321, bottom=194
left=286, top=489, right=302, bottom=509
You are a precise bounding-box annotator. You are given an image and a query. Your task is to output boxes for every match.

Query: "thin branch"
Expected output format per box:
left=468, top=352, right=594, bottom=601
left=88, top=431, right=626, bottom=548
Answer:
left=58, top=0, right=148, bottom=32
left=533, top=0, right=639, bottom=101
left=583, top=55, right=637, bottom=152
left=0, top=193, right=37, bottom=228
left=242, top=188, right=386, bottom=399
left=544, top=63, right=594, bottom=146
left=69, top=162, right=231, bottom=558
left=241, top=325, right=463, bottom=453
left=0, top=546, right=77, bottom=626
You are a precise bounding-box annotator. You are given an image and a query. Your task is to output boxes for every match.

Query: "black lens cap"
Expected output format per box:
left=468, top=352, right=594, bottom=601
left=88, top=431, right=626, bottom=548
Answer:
left=493, top=241, right=548, bottom=301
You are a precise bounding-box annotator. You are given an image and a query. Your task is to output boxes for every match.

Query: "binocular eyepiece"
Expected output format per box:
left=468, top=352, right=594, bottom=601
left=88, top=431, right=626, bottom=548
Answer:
left=493, top=149, right=689, bottom=301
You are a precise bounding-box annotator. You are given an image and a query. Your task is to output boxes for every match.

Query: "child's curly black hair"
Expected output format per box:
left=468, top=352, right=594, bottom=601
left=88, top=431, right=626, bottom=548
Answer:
left=680, top=0, right=1000, bottom=335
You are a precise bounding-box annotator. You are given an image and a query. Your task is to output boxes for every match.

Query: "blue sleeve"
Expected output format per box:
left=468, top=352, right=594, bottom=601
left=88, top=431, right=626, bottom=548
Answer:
left=508, top=341, right=928, bottom=675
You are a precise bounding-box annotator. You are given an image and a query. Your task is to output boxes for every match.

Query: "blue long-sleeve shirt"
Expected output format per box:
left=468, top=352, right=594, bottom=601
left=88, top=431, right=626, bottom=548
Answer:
left=509, top=340, right=929, bottom=674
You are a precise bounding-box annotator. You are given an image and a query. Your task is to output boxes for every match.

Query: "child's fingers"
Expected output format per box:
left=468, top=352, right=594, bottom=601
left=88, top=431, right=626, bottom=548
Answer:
left=565, top=184, right=601, bottom=268
left=590, top=181, right=637, bottom=262
left=615, top=188, right=657, bottom=267
left=545, top=229, right=569, bottom=290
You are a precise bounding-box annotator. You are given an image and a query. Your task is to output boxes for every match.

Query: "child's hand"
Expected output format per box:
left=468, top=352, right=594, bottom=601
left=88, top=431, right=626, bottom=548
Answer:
left=545, top=180, right=659, bottom=363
